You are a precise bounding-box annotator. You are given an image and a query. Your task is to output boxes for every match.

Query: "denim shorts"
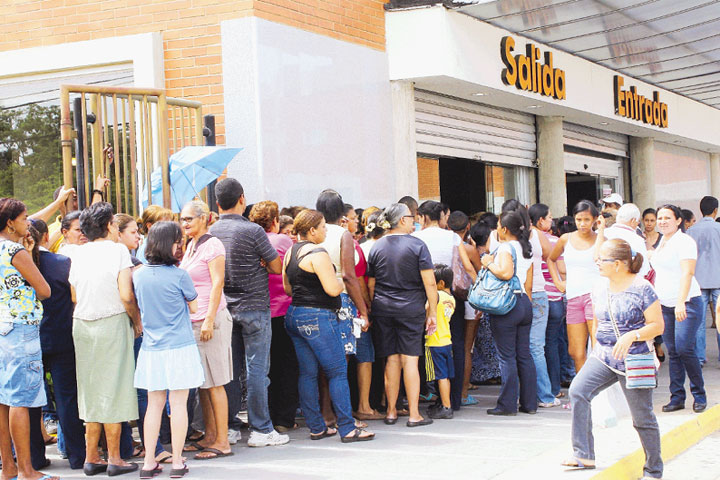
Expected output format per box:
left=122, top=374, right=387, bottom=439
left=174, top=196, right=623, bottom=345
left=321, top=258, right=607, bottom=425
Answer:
left=0, top=322, right=47, bottom=408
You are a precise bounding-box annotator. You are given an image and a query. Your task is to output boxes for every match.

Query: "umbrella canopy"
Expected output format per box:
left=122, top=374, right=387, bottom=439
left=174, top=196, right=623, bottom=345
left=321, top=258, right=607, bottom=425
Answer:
left=141, top=146, right=242, bottom=212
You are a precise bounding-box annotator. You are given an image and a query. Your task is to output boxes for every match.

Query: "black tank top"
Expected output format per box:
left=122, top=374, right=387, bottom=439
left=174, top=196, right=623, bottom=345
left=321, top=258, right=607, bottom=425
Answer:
left=286, top=242, right=341, bottom=311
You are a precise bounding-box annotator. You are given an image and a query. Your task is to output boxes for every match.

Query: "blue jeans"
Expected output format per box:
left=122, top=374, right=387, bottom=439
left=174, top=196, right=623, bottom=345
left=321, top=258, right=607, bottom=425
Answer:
left=489, top=294, right=537, bottom=412
left=545, top=299, right=565, bottom=396
left=662, top=296, right=706, bottom=405
left=529, top=292, right=554, bottom=403
left=697, top=288, right=720, bottom=363
left=226, top=307, right=273, bottom=433
left=285, top=305, right=355, bottom=437
left=569, top=357, right=662, bottom=478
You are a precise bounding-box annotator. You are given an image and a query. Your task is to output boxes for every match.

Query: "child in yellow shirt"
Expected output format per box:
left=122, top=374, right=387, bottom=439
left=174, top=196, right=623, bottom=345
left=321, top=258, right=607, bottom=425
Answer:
left=425, top=264, right=456, bottom=419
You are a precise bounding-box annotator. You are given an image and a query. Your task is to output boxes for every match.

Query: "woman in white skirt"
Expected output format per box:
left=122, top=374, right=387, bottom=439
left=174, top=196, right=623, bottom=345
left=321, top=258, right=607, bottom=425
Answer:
left=133, top=221, right=204, bottom=479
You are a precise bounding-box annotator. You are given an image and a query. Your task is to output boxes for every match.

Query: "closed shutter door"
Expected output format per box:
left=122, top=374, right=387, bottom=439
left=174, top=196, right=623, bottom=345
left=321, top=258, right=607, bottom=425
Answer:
left=563, top=123, right=628, bottom=158
left=414, top=90, right=536, bottom=167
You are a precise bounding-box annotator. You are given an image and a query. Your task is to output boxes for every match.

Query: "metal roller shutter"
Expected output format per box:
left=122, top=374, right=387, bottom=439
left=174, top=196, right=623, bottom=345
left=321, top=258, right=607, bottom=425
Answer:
left=414, top=90, right=536, bottom=167
left=563, top=123, right=628, bottom=158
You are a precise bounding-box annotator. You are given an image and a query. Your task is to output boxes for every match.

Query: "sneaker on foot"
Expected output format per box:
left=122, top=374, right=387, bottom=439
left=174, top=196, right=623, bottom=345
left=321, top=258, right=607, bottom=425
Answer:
left=227, top=428, right=242, bottom=445
left=539, top=398, right=562, bottom=408
left=428, top=406, right=454, bottom=419
left=248, top=429, right=290, bottom=447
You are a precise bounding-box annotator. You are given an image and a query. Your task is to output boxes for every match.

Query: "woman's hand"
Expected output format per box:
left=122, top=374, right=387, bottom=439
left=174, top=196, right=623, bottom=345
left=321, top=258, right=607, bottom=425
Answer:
left=133, top=322, right=143, bottom=339
left=22, top=232, right=35, bottom=252
left=425, top=314, right=437, bottom=336
left=200, top=318, right=215, bottom=342
left=612, top=331, right=636, bottom=360
left=556, top=280, right=566, bottom=293
left=480, top=253, right=494, bottom=269
left=675, top=302, right=687, bottom=322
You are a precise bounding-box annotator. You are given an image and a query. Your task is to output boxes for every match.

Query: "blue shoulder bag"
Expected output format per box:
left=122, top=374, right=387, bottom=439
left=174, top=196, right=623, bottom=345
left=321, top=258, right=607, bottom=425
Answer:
left=468, top=243, right=523, bottom=316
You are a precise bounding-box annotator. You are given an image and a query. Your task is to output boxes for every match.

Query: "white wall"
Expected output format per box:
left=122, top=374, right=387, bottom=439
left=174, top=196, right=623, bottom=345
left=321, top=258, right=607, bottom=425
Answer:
left=221, top=17, right=395, bottom=209
left=654, top=141, right=711, bottom=217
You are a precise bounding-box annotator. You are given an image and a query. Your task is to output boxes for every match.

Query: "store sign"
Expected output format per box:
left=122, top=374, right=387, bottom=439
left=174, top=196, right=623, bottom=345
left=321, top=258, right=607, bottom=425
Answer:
left=614, top=75, right=668, bottom=128
left=500, top=36, right=566, bottom=100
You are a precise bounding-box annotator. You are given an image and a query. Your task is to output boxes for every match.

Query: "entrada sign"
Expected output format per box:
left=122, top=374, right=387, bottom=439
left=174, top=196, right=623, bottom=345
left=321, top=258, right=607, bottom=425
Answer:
left=614, top=75, right=668, bottom=128
left=500, top=36, right=566, bottom=100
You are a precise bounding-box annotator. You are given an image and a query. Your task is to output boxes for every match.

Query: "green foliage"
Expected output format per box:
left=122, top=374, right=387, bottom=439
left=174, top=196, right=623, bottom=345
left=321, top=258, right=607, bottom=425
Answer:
left=0, top=105, right=62, bottom=213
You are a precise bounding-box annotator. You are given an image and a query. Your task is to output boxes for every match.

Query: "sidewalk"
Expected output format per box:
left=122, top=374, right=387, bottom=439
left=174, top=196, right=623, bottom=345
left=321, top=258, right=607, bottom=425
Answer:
left=41, top=331, right=720, bottom=480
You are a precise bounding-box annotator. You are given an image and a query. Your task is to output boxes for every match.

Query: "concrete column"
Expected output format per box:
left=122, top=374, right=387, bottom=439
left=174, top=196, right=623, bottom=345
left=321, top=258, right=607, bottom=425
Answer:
left=629, top=137, right=655, bottom=210
left=390, top=80, right=419, bottom=200
left=710, top=153, right=720, bottom=199
left=537, top=116, right=566, bottom=215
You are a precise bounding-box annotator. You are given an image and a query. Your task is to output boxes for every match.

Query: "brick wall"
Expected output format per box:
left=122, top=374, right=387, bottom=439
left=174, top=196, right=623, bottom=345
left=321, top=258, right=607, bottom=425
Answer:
left=1, top=0, right=386, bottom=145
left=417, top=156, right=440, bottom=201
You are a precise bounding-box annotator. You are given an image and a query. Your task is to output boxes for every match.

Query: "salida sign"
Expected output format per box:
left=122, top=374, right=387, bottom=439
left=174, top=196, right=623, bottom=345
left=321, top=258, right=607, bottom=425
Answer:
left=614, top=76, right=668, bottom=128
left=500, top=36, right=566, bottom=100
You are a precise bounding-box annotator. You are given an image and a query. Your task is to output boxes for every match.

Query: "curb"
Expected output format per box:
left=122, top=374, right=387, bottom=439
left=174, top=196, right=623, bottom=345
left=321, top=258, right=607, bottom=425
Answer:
left=592, top=404, right=720, bottom=479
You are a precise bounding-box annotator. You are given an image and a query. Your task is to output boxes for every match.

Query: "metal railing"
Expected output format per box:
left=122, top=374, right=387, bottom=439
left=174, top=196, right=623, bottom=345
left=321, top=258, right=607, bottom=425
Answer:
left=60, top=85, right=204, bottom=216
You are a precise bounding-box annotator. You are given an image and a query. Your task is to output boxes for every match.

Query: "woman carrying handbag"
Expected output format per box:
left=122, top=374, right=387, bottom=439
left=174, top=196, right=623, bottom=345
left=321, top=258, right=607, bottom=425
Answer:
left=564, top=239, right=664, bottom=480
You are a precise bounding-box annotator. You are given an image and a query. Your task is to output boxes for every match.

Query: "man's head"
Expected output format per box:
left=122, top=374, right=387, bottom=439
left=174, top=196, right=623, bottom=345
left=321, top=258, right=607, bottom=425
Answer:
left=214, top=178, right=245, bottom=214
left=615, top=203, right=641, bottom=229
left=398, top=195, right=419, bottom=221
left=700, top=196, right=719, bottom=218
left=601, top=193, right=623, bottom=212
left=447, top=210, right=469, bottom=235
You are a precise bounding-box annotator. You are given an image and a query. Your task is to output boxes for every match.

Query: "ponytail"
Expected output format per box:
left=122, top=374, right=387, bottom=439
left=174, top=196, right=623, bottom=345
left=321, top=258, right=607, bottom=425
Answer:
left=629, top=252, right=644, bottom=274
left=499, top=211, right=533, bottom=259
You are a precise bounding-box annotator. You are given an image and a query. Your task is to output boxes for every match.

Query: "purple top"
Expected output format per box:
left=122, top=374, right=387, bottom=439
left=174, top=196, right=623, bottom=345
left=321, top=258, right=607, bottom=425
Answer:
left=268, top=232, right=293, bottom=318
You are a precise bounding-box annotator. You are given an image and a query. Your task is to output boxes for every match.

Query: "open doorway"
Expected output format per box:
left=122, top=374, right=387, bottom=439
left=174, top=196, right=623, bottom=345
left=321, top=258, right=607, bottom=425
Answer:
left=566, top=173, right=598, bottom=214
left=439, top=157, right=486, bottom=214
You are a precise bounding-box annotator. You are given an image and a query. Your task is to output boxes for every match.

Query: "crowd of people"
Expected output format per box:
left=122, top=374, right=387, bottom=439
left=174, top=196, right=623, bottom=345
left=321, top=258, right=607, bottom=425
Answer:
left=2, top=177, right=719, bottom=480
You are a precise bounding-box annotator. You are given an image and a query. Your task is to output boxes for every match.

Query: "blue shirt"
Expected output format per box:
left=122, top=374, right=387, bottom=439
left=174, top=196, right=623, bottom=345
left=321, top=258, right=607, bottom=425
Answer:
left=591, top=277, right=658, bottom=372
left=687, top=217, right=720, bottom=289
left=38, top=250, right=74, bottom=354
left=133, top=265, right=198, bottom=351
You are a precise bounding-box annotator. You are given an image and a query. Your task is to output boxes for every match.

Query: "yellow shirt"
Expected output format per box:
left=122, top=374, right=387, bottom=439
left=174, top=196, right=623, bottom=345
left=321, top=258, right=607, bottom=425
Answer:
left=426, top=290, right=455, bottom=347
left=48, top=215, right=65, bottom=253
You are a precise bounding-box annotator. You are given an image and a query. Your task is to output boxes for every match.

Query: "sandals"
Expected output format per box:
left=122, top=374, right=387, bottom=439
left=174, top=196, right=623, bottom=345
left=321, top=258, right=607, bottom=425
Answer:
left=140, top=463, right=162, bottom=479
left=194, top=447, right=234, bottom=460
left=341, top=428, right=375, bottom=443
left=156, top=451, right=174, bottom=464
left=170, top=463, right=189, bottom=478
left=310, top=428, right=338, bottom=440
left=383, top=416, right=398, bottom=425
left=561, top=458, right=596, bottom=470
left=182, top=441, right=204, bottom=453
left=352, top=410, right=385, bottom=421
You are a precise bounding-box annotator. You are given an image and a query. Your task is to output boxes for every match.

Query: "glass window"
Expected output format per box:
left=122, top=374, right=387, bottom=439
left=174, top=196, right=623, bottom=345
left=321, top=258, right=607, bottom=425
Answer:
left=485, top=164, right=517, bottom=213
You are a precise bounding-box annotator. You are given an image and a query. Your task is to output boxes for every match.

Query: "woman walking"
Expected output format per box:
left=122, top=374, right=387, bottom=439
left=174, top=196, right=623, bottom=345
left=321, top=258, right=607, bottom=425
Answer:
left=180, top=201, right=234, bottom=459
left=0, top=198, right=56, bottom=480
left=547, top=200, right=600, bottom=372
left=565, top=239, right=663, bottom=479
left=68, top=202, right=141, bottom=476
left=367, top=203, right=438, bottom=426
left=481, top=211, right=537, bottom=415
left=282, top=209, right=375, bottom=442
left=133, top=221, right=204, bottom=478
left=650, top=205, right=706, bottom=413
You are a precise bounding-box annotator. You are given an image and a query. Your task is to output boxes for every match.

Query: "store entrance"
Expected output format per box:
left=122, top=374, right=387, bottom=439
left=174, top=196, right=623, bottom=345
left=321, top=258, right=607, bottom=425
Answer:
left=566, top=173, right=598, bottom=213
left=439, top=157, right=486, bottom=214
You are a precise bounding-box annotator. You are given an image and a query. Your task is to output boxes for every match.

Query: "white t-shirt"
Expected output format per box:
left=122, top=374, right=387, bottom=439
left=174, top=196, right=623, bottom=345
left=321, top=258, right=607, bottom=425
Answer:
left=649, top=231, right=702, bottom=307
left=497, top=241, right=533, bottom=288
left=530, top=229, right=544, bottom=293
left=360, top=239, right=377, bottom=262
left=68, top=240, right=134, bottom=320
left=412, top=226, right=461, bottom=266
left=604, top=223, right=650, bottom=278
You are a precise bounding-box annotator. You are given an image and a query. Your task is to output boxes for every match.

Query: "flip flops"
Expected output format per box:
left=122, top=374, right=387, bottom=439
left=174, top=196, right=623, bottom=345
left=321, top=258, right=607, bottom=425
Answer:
left=353, top=410, right=385, bottom=421
left=310, top=428, right=338, bottom=441
left=340, top=429, right=375, bottom=443
left=170, top=463, right=189, bottom=478
left=140, top=463, right=162, bottom=479
left=193, top=448, right=235, bottom=460
left=561, top=458, right=596, bottom=470
left=182, top=441, right=204, bottom=453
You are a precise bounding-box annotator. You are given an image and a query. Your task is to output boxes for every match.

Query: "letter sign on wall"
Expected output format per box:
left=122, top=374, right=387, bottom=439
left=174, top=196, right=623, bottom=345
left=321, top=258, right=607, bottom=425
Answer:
left=500, top=36, right=566, bottom=100
left=614, top=76, right=668, bottom=128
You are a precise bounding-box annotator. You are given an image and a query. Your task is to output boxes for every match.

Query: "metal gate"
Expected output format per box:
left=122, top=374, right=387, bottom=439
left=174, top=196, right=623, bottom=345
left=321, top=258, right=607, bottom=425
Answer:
left=59, top=85, right=205, bottom=216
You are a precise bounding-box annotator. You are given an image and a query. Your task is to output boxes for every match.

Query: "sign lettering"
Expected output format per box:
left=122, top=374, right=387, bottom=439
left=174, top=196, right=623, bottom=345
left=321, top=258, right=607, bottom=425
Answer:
left=501, top=36, right=566, bottom=100
left=614, top=75, right=668, bottom=128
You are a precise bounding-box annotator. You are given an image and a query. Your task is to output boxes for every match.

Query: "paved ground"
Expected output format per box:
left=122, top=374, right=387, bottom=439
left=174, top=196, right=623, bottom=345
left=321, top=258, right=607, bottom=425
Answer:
left=39, top=326, right=720, bottom=480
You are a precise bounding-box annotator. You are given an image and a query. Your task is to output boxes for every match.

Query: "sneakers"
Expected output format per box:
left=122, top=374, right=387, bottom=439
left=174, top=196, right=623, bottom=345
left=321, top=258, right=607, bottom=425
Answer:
left=539, top=398, right=562, bottom=408
left=428, top=406, right=453, bottom=419
left=227, top=428, right=242, bottom=445
left=247, top=429, right=290, bottom=447
left=44, top=418, right=58, bottom=435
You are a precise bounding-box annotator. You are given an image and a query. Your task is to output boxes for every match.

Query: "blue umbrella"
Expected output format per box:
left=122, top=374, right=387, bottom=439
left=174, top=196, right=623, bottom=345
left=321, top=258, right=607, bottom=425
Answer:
left=141, top=146, right=242, bottom=212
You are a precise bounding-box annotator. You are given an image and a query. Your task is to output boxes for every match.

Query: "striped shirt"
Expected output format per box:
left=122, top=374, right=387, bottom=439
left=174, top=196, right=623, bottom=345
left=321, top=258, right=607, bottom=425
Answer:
left=210, top=214, right=279, bottom=311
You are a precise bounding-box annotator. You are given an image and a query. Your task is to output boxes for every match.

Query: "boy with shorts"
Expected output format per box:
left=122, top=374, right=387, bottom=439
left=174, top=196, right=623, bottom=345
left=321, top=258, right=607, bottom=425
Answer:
left=425, top=264, right=456, bottom=419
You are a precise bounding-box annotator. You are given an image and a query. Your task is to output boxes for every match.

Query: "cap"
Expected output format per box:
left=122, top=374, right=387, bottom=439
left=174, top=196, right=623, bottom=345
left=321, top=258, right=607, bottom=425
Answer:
left=601, top=193, right=623, bottom=206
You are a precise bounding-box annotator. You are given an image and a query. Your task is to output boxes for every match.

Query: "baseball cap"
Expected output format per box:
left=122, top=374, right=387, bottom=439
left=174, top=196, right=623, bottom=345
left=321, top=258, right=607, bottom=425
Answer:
left=601, top=193, right=623, bottom=206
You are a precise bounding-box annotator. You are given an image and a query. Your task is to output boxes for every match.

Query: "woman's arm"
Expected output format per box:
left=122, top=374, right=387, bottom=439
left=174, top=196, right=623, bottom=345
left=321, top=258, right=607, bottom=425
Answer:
left=282, top=248, right=293, bottom=296
left=674, top=259, right=696, bottom=322
left=367, top=276, right=376, bottom=302
left=592, top=215, right=607, bottom=261
left=200, top=255, right=225, bottom=342
left=29, top=186, right=75, bottom=223
left=12, top=249, right=51, bottom=300
left=312, top=252, right=344, bottom=297
left=420, top=269, right=438, bottom=335
left=481, top=250, right=514, bottom=281
left=118, top=268, right=142, bottom=337
left=457, top=240, right=477, bottom=281
left=340, top=232, right=368, bottom=319
left=188, top=298, right=198, bottom=314
left=534, top=227, right=551, bottom=260
left=524, top=264, right=533, bottom=300
left=612, top=300, right=664, bottom=360
left=547, top=234, right=568, bottom=293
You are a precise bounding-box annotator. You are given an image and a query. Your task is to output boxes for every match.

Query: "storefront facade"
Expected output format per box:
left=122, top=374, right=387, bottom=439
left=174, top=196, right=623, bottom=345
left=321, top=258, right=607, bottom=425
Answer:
left=386, top=6, right=720, bottom=217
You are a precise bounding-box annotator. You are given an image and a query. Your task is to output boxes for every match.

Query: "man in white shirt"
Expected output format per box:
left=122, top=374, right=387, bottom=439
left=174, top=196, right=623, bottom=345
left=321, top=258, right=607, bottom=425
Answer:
left=597, top=203, right=650, bottom=278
